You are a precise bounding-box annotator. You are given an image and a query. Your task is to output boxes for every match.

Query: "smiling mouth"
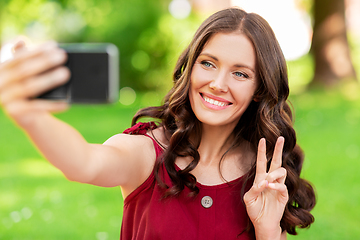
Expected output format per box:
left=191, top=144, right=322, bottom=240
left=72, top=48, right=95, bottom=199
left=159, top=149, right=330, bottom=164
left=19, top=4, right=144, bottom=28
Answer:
left=201, top=93, right=232, bottom=107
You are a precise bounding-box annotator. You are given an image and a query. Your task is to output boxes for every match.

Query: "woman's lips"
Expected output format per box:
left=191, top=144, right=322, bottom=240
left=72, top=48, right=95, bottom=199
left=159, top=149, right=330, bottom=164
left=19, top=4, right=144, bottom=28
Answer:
left=200, top=93, right=232, bottom=109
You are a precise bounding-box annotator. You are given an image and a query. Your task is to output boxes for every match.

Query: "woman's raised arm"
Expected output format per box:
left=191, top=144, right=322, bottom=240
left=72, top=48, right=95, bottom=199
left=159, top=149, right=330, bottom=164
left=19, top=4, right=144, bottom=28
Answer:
left=0, top=41, right=155, bottom=190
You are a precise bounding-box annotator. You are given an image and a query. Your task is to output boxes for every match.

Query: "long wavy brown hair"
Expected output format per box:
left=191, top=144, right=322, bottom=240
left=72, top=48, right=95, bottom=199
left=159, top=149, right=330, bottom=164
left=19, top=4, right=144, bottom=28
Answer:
left=132, top=7, right=316, bottom=235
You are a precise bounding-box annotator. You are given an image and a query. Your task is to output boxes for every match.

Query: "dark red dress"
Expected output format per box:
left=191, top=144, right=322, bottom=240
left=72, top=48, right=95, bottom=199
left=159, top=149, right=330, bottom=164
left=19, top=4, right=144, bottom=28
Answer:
left=121, top=122, right=255, bottom=240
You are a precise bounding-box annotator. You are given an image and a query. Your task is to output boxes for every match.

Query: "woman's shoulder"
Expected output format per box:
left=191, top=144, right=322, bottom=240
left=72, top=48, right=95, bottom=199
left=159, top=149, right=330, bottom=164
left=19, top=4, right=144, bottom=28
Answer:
left=122, top=122, right=169, bottom=144
left=103, top=124, right=164, bottom=197
left=104, top=122, right=168, bottom=157
left=123, top=122, right=157, bottom=135
left=103, top=132, right=155, bottom=164
left=147, top=125, right=169, bottom=149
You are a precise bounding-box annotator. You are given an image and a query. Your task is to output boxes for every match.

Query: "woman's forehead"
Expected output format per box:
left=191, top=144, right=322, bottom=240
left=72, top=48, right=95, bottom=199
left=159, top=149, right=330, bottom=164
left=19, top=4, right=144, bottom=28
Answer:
left=200, top=33, right=256, bottom=71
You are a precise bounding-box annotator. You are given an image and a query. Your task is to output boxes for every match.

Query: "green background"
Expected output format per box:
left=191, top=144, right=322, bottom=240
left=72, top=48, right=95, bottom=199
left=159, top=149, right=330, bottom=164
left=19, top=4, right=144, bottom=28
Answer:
left=1, top=0, right=360, bottom=239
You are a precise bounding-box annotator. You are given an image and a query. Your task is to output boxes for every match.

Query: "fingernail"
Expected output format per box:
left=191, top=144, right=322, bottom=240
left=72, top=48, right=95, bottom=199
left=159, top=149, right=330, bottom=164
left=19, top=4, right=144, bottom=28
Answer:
left=268, top=183, right=276, bottom=188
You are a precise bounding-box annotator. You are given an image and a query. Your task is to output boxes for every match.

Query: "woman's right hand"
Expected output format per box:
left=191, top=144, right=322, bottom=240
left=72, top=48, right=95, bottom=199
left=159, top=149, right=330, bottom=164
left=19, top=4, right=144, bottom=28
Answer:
left=0, top=40, right=70, bottom=127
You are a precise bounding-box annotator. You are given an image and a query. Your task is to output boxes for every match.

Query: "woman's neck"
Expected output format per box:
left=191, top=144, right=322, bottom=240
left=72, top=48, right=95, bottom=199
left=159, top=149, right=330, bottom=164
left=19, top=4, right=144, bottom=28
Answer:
left=196, top=123, right=237, bottom=166
left=179, top=123, right=254, bottom=185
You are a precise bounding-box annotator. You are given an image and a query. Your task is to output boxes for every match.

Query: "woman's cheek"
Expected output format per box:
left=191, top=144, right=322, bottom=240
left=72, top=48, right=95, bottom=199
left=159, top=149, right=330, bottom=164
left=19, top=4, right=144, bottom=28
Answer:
left=191, top=67, right=214, bottom=87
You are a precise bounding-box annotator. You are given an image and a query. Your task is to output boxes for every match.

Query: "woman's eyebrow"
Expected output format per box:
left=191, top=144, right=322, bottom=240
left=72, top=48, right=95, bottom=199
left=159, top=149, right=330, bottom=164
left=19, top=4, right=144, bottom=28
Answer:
left=199, top=53, right=218, bottom=61
left=234, top=64, right=255, bottom=73
left=200, top=53, right=255, bottom=73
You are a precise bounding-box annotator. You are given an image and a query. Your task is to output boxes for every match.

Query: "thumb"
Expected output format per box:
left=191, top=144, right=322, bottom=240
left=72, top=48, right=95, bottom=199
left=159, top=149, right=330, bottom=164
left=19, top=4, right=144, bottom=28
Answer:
left=243, top=180, right=268, bottom=206
left=12, top=36, right=32, bottom=55
left=12, top=40, right=26, bottom=53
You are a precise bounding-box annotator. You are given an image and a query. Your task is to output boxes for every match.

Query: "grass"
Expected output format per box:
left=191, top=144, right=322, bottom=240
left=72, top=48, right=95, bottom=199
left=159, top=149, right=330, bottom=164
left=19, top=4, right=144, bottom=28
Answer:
left=1, top=86, right=360, bottom=239
left=0, top=103, right=136, bottom=240
left=288, top=85, right=360, bottom=239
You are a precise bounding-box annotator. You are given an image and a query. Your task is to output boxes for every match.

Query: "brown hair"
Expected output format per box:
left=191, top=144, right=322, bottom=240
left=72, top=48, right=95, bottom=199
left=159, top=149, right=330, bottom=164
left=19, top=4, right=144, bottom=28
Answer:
left=133, top=7, right=315, bottom=235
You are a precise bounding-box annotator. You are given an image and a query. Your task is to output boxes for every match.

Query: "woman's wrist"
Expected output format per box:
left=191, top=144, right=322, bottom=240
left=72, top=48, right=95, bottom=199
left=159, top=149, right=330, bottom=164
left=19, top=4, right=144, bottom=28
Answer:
left=254, top=225, right=282, bottom=240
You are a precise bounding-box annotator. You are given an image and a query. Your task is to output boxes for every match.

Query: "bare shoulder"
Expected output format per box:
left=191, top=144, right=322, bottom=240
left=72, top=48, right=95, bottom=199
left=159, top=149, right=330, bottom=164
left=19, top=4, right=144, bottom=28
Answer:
left=104, top=125, right=168, bottom=153
left=148, top=126, right=169, bottom=149
left=104, top=132, right=157, bottom=162
left=102, top=132, right=157, bottom=195
left=100, top=126, right=169, bottom=197
left=105, top=131, right=153, bottom=146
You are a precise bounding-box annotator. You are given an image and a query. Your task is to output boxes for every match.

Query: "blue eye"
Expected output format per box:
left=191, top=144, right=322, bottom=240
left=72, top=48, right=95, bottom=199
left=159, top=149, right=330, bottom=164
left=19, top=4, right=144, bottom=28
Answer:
left=201, top=61, right=213, bottom=68
left=234, top=72, right=248, bottom=78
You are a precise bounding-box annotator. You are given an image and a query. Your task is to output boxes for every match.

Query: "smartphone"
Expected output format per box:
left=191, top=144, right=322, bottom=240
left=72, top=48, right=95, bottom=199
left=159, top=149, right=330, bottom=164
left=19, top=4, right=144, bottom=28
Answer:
left=38, top=43, right=119, bottom=104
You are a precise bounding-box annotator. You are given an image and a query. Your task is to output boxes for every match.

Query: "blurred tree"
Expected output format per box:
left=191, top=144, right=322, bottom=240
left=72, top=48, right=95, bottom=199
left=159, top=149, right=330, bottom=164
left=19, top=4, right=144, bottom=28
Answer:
left=310, top=0, right=357, bottom=86
left=1, top=0, right=199, bottom=93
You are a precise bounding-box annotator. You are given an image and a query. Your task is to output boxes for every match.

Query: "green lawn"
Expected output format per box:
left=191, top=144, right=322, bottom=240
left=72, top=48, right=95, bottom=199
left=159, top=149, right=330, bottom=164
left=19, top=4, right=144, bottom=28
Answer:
left=288, top=86, right=360, bottom=239
left=0, top=104, right=136, bottom=240
left=1, top=87, right=360, bottom=239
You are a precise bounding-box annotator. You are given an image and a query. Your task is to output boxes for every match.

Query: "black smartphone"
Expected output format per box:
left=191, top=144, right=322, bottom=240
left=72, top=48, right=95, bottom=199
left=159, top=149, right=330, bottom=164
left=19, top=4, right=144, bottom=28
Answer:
left=38, top=43, right=119, bottom=104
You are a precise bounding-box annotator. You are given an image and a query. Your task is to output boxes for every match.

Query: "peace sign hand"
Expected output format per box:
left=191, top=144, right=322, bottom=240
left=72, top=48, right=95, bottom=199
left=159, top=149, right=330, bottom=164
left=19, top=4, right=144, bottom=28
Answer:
left=243, top=137, right=288, bottom=240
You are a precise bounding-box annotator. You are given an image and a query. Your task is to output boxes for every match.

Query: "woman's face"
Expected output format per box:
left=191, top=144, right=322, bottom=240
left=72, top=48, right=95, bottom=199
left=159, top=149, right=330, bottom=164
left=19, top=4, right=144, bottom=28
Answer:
left=189, top=32, right=257, bottom=129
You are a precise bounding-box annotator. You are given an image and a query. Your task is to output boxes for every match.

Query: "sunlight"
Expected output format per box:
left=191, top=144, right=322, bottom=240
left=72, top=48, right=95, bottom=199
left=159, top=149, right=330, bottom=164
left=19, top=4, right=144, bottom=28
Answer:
left=169, top=0, right=192, bottom=19
left=119, top=87, right=136, bottom=106
left=231, top=0, right=312, bottom=60
left=346, top=0, right=360, bottom=37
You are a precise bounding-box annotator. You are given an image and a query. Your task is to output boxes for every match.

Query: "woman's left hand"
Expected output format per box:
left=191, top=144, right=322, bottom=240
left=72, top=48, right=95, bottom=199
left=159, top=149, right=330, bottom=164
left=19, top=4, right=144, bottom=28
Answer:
left=243, top=137, right=288, bottom=240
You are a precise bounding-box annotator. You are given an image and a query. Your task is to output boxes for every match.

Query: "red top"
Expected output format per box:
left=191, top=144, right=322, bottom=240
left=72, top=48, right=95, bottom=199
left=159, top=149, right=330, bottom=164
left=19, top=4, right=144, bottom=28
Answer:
left=121, top=122, right=255, bottom=240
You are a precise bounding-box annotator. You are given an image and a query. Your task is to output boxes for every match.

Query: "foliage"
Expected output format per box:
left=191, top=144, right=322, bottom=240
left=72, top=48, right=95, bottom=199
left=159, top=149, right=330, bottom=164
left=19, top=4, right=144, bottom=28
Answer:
left=349, top=33, right=360, bottom=80
left=287, top=54, right=314, bottom=94
left=0, top=0, right=202, bottom=92
left=297, top=0, right=314, bottom=16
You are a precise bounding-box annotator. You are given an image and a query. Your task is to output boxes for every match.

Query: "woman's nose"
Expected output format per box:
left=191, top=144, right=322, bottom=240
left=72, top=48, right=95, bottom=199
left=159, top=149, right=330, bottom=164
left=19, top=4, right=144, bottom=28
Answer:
left=209, top=72, right=228, bottom=93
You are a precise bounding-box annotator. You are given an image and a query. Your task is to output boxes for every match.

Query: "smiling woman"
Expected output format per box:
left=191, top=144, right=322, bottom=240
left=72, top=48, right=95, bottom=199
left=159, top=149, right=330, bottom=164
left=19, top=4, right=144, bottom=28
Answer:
left=0, top=7, right=315, bottom=240
left=131, top=7, right=315, bottom=239
left=189, top=33, right=257, bottom=129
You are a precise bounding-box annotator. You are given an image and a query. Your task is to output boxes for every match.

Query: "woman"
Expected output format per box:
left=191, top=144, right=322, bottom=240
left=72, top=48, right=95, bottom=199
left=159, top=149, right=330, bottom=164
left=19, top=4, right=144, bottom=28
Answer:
left=0, top=7, right=315, bottom=240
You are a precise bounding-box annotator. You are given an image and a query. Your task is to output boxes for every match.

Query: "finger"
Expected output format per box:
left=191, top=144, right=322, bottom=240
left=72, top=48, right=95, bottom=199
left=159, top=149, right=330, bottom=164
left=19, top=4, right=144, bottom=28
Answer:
left=267, top=182, right=289, bottom=201
left=243, top=180, right=268, bottom=206
left=0, top=67, right=70, bottom=104
left=0, top=42, right=56, bottom=88
left=255, top=138, right=267, bottom=183
left=2, top=41, right=56, bottom=67
left=266, top=167, right=287, bottom=184
left=0, top=43, right=65, bottom=91
left=269, top=136, right=285, bottom=172
left=12, top=46, right=67, bottom=81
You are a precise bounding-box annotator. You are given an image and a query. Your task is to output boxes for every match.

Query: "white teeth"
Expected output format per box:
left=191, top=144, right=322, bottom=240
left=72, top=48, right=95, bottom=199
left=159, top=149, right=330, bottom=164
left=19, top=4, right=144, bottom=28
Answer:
left=203, top=96, right=228, bottom=107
